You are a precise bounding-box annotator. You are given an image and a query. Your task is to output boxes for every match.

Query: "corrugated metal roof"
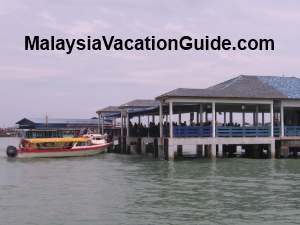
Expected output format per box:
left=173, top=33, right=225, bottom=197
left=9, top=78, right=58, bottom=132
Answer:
left=119, top=99, right=159, bottom=108
left=257, top=76, right=300, bottom=99
left=156, top=75, right=300, bottom=100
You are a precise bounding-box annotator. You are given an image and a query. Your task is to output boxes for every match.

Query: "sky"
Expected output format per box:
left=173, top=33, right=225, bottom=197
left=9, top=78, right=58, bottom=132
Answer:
left=0, top=0, right=300, bottom=126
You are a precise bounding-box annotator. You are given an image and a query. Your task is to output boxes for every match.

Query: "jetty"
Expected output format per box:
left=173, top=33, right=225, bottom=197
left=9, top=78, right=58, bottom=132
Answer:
left=97, top=75, right=300, bottom=160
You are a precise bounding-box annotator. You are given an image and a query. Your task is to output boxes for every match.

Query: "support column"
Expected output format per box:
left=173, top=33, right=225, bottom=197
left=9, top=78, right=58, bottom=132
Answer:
left=101, top=115, right=105, bottom=134
left=224, top=112, right=227, bottom=125
left=152, top=115, right=155, bottom=123
left=270, top=102, right=274, bottom=137
left=169, top=102, right=173, bottom=138
left=212, top=102, right=216, bottom=138
left=138, top=115, right=141, bottom=124
left=178, top=113, right=182, bottom=124
left=190, top=112, right=194, bottom=125
left=255, top=105, right=259, bottom=126
left=168, top=102, right=174, bottom=160
left=126, top=113, right=129, bottom=137
left=281, top=101, right=284, bottom=137
left=120, top=115, right=124, bottom=153
left=262, top=112, right=265, bottom=126
left=229, top=112, right=233, bottom=124
left=159, top=103, right=163, bottom=139
left=242, top=111, right=245, bottom=127
left=200, top=104, right=203, bottom=125
left=218, top=144, right=223, bottom=157
left=97, top=113, right=101, bottom=134
left=211, top=144, right=216, bottom=159
left=147, top=115, right=150, bottom=138
left=270, top=141, right=275, bottom=159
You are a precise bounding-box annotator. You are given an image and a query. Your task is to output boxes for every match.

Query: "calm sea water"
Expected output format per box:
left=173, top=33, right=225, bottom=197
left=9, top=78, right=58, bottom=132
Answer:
left=0, top=137, right=300, bottom=225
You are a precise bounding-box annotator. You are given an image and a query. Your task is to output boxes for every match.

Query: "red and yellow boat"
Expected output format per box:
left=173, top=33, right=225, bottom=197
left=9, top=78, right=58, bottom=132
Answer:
left=6, top=135, right=110, bottom=158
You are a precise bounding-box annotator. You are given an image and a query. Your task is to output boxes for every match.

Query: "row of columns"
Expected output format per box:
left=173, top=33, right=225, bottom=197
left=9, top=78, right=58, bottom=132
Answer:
left=164, top=101, right=276, bottom=139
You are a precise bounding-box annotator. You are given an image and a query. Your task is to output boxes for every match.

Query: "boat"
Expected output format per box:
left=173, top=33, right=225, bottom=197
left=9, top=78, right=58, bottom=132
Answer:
left=6, top=135, right=111, bottom=158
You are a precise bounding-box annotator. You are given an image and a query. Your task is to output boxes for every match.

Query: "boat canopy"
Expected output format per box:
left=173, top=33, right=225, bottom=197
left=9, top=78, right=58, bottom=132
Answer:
left=25, top=137, right=88, bottom=143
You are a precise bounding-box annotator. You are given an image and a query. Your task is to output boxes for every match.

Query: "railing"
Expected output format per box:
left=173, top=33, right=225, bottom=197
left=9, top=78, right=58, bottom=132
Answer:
left=173, top=126, right=212, bottom=137
left=274, top=126, right=281, bottom=137
left=284, top=126, right=300, bottom=136
left=217, top=126, right=271, bottom=137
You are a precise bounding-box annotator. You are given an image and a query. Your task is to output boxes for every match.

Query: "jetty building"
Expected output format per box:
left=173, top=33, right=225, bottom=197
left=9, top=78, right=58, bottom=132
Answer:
left=98, top=75, right=300, bottom=160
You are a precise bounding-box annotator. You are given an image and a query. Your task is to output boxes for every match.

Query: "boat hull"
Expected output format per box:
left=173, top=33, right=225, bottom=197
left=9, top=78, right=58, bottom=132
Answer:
left=16, top=143, right=110, bottom=158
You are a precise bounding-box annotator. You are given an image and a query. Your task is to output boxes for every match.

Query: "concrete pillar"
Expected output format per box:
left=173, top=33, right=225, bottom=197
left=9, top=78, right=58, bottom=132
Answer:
left=147, top=115, right=150, bottom=138
left=281, top=101, right=284, bottom=137
left=168, top=144, right=175, bottom=160
left=138, top=115, right=141, bottom=124
left=126, top=113, right=130, bottom=137
left=159, top=103, right=163, bottom=139
left=211, top=144, right=216, bottom=159
left=196, top=112, right=199, bottom=124
left=224, top=112, right=227, bottom=125
left=270, top=102, right=274, bottom=137
left=270, top=141, right=275, bottom=159
left=120, top=115, right=124, bottom=152
left=262, top=112, right=265, bottom=126
left=218, top=144, right=223, bottom=157
left=152, top=115, right=155, bottom=123
left=253, top=112, right=256, bottom=126
left=169, top=102, right=173, bottom=138
left=178, top=113, right=182, bottom=124
left=242, top=111, right=245, bottom=127
left=212, top=102, right=216, bottom=137
left=205, top=111, right=208, bottom=123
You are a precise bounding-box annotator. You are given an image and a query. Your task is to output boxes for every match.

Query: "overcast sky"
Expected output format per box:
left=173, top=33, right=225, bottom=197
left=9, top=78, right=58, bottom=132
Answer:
left=0, top=0, right=300, bottom=126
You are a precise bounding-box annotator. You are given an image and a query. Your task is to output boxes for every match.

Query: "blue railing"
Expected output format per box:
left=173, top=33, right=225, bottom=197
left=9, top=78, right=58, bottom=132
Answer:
left=173, top=125, right=300, bottom=137
left=173, top=126, right=212, bottom=137
left=285, top=126, right=300, bottom=136
left=217, top=126, right=270, bottom=137
left=274, top=126, right=281, bottom=137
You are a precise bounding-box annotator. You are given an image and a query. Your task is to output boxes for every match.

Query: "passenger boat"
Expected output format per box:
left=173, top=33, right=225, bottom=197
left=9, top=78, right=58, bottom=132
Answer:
left=6, top=135, right=111, bottom=158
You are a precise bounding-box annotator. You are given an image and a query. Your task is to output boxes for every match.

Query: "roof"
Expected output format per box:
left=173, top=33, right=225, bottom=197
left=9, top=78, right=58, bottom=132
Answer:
left=119, top=99, right=159, bottom=109
left=156, top=75, right=300, bottom=100
left=16, top=118, right=102, bottom=125
left=96, top=106, right=121, bottom=114
left=25, top=137, right=88, bottom=143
